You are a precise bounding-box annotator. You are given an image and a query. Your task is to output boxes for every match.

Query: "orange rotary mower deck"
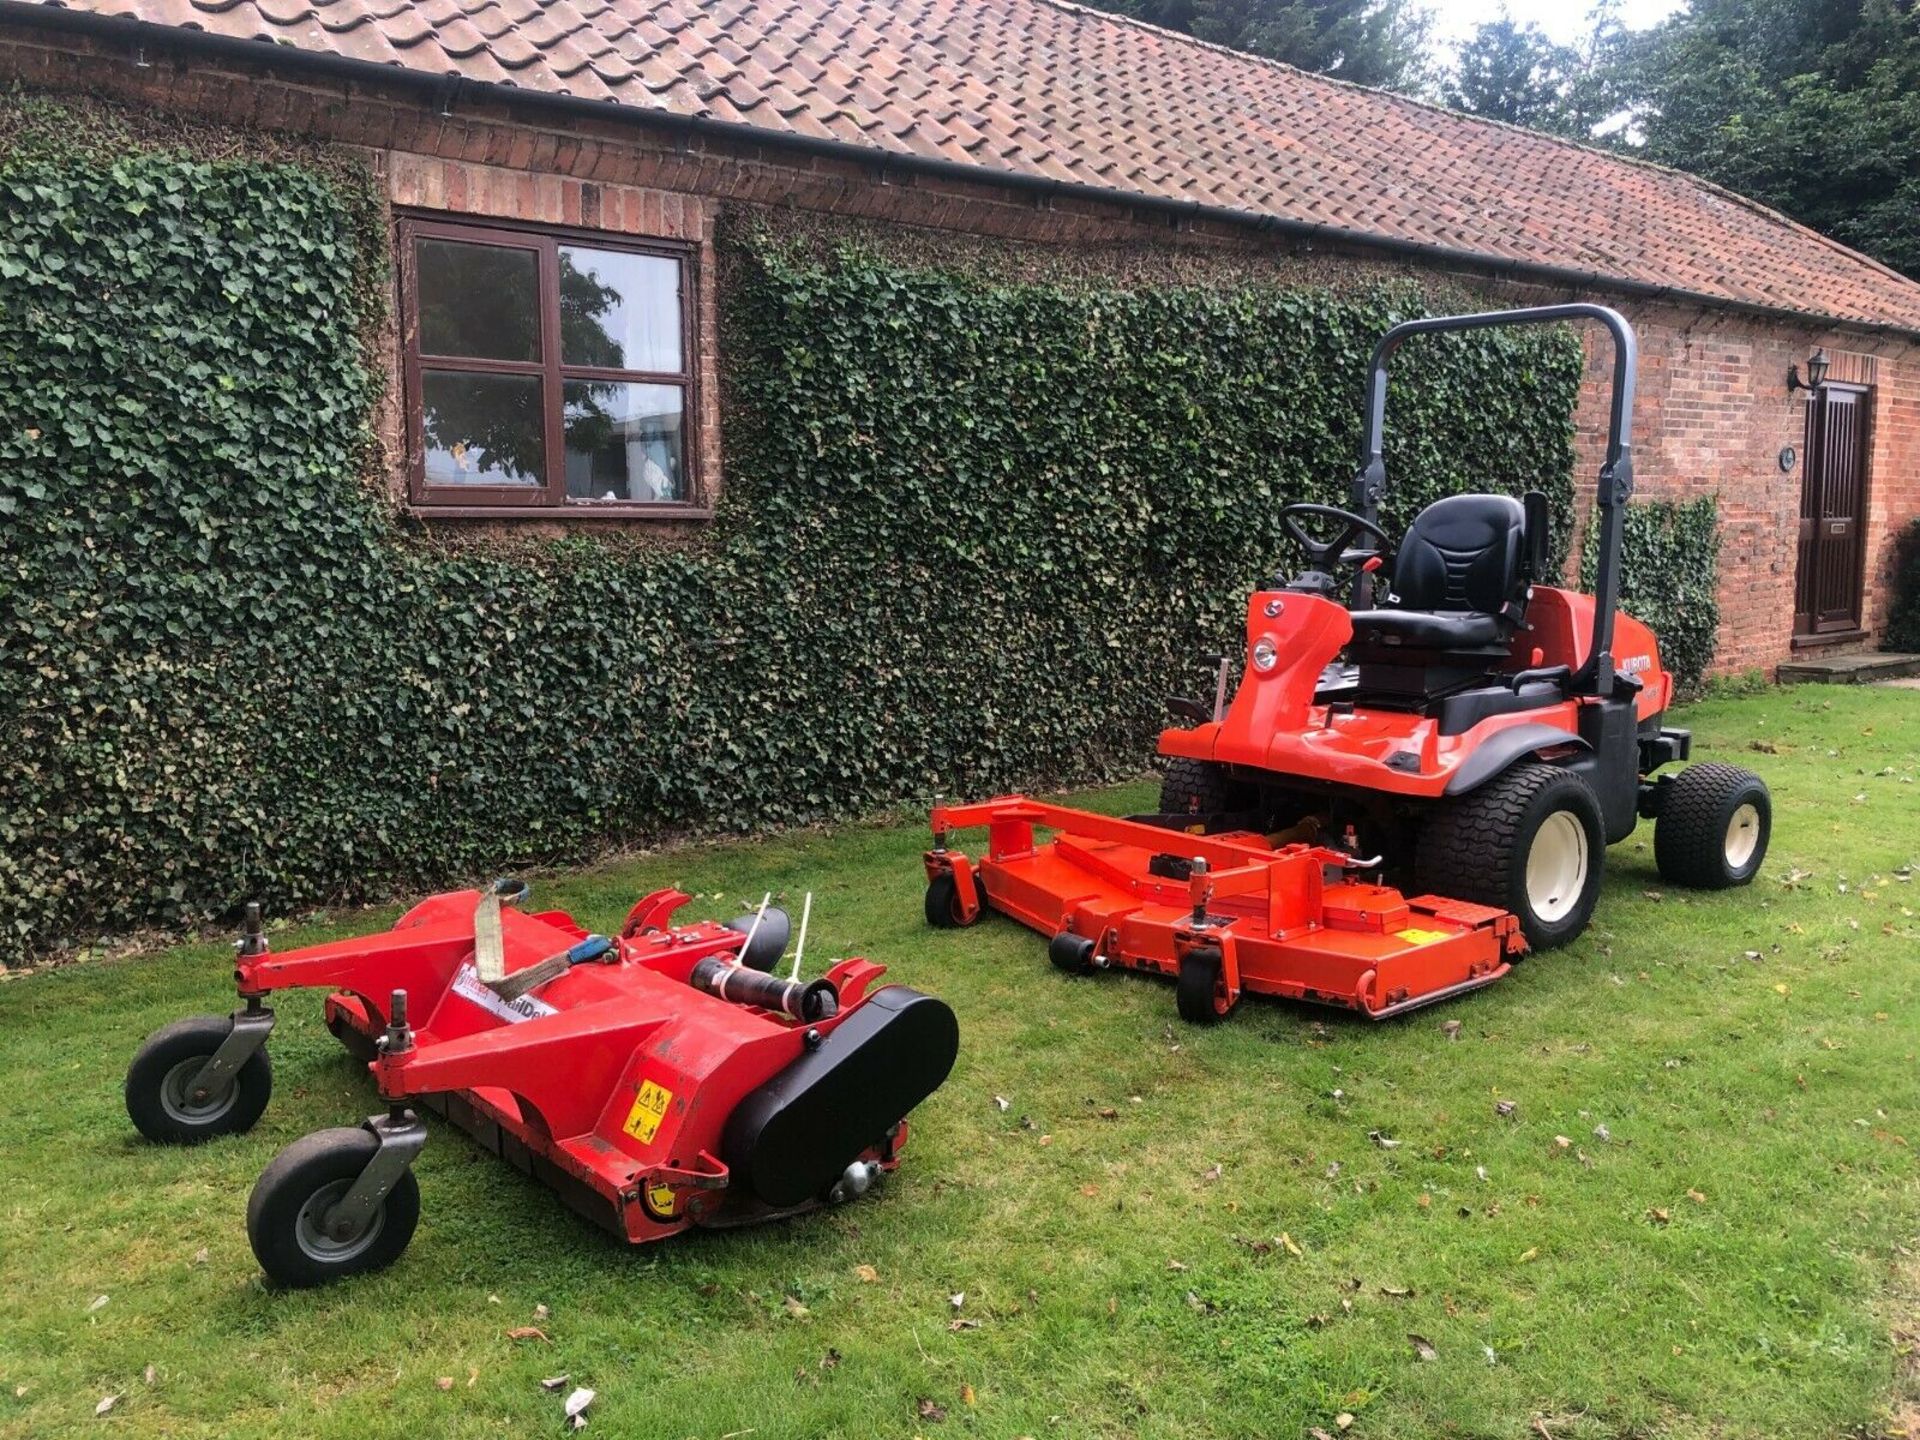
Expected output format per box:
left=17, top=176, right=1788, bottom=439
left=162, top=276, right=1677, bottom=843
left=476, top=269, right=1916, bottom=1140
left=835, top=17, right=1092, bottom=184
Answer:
left=926, top=798, right=1523, bottom=1022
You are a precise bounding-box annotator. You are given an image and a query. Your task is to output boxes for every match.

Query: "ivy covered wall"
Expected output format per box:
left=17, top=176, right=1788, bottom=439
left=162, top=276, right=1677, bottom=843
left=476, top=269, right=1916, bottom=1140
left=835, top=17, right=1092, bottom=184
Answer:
left=2, top=93, right=1597, bottom=957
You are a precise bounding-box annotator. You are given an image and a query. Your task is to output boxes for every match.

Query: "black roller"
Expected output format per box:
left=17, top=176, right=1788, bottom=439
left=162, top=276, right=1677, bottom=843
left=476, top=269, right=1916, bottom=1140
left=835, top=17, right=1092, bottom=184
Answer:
left=722, top=907, right=792, bottom=972
left=689, top=957, right=837, bottom=1021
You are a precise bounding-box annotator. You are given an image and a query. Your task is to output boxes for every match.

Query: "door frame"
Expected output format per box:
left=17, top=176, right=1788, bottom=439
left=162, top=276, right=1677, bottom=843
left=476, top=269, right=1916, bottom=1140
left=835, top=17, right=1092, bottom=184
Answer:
left=1792, top=380, right=1873, bottom=642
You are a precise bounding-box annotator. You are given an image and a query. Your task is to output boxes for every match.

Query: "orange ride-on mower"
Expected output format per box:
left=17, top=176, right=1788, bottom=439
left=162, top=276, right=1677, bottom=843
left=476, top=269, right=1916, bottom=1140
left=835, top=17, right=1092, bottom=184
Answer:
left=125, top=882, right=958, bottom=1286
left=924, top=303, right=1771, bottom=1024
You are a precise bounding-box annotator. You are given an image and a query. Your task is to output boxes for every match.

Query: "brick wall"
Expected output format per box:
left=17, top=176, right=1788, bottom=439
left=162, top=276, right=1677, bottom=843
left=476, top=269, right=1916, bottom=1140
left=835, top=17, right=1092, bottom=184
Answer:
left=5, top=20, right=1918, bottom=675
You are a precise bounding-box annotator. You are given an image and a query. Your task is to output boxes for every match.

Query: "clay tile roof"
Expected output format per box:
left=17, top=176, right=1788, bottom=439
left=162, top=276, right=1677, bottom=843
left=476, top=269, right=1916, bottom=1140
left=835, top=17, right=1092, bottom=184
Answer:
left=20, top=0, right=1920, bottom=331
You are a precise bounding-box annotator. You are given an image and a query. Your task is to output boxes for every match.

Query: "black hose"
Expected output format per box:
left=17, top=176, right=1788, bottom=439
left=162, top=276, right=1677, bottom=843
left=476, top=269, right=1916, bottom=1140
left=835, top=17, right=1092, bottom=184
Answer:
left=689, top=958, right=839, bottom=1021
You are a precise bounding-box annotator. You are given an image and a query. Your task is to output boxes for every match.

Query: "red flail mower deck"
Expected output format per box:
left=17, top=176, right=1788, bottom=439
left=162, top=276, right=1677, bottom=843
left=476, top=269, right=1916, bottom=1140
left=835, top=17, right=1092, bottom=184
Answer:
left=125, top=884, right=958, bottom=1287
left=925, top=798, right=1523, bottom=1023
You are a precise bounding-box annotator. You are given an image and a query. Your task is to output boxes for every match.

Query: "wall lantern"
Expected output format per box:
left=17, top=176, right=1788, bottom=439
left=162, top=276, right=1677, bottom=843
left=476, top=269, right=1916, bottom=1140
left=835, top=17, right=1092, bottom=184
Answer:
left=1787, top=347, right=1830, bottom=394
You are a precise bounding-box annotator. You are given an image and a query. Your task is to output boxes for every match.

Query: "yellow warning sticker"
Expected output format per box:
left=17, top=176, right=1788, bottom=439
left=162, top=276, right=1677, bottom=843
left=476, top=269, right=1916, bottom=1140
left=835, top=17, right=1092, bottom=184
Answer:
left=1395, top=927, right=1452, bottom=946
left=643, top=1182, right=678, bottom=1219
left=622, top=1079, right=674, bottom=1145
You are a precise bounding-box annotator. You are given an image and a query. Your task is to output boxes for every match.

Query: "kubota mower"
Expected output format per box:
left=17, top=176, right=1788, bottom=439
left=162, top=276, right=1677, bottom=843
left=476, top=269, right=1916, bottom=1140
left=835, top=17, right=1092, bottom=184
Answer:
left=925, top=303, right=1770, bottom=1023
left=126, top=882, right=958, bottom=1287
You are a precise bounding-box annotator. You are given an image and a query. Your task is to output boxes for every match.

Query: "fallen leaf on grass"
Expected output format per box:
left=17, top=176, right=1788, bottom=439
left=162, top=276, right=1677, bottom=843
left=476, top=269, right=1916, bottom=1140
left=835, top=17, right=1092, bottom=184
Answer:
left=1417, top=1193, right=1432, bottom=1210
left=961, top=1383, right=976, bottom=1406
left=1687, top=1188, right=1707, bottom=1204
left=564, top=1386, right=595, bottom=1430
left=1097, top=1106, right=1118, bottom=1120
left=436, top=1377, right=454, bottom=1392
left=782, top=1296, right=810, bottom=1320
left=1551, top=1135, right=1572, bottom=1152
left=854, top=1264, right=879, bottom=1284
left=917, top=1397, right=947, bottom=1422
left=95, top=1395, right=120, bottom=1416
left=1495, top=1100, right=1517, bottom=1118
left=948, top=1318, right=981, bottom=1332
left=1408, top=1333, right=1437, bottom=1361
left=1167, top=1258, right=1189, bottom=1271
left=541, top=1374, right=570, bottom=1390
left=1279, top=1232, right=1304, bottom=1257
left=1380, top=1285, right=1414, bottom=1299
left=992, top=1096, right=1010, bottom=1112
left=1441, top=1019, right=1462, bottom=1041
left=949, top=1292, right=965, bottom=1311
left=1518, top=1247, right=1540, bottom=1263
left=1201, top=1162, right=1224, bottom=1181
left=533, top=1303, right=550, bottom=1320
left=191, top=1249, right=208, bottom=1266
left=1079, top=1184, right=1099, bottom=1198
left=1336, top=1414, right=1354, bottom=1431
left=87, top=1295, right=109, bottom=1313
left=822, top=1348, right=842, bottom=1370
left=1646, top=1207, right=1670, bottom=1226
left=506, top=1327, right=549, bottom=1342
left=142, top=1365, right=155, bottom=1386
left=1185, top=1290, right=1219, bottom=1314
left=1368, top=1130, right=1400, bottom=1149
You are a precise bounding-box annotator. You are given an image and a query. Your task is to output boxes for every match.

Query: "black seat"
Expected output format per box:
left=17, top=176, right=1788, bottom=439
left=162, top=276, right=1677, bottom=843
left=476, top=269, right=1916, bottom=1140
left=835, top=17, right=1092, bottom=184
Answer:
left=1349, top=493, right=1529, bottom=655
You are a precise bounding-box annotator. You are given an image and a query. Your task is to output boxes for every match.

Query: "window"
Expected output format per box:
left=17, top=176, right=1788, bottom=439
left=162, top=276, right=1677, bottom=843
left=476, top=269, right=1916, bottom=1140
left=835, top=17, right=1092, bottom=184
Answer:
left=399, top=217, right=698, bottom=514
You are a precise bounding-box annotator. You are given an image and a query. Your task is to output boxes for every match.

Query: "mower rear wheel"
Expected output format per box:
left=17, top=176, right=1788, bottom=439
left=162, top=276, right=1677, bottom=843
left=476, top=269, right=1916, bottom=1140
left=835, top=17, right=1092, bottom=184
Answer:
left=1415, top=763, right=1605, bottom=952
left=1049, top=931, right=1097, bottom=975
left=247, top=1127, right=420, bottom=1289
left=1176, top=947, right=1235, bottom=1025
left=125, top=1015, right=273, bottom=1145
left=924, top=872, right=986, bottom=929
left=1158, top=758, right=1251, bottom=821
left=1654, top=763, right=1771, bottom=889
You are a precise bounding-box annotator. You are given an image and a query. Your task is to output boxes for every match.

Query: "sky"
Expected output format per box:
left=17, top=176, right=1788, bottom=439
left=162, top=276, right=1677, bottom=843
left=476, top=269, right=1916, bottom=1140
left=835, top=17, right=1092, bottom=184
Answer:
left=1426, top=0, right=1685, bottom=49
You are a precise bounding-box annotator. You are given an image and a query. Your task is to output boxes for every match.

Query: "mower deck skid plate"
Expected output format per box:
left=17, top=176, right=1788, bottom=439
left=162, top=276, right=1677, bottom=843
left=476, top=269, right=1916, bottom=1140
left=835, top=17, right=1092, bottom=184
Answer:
left=237, top=888, right=958, bottom=1241
left=929, top=797, right=1523, bottom=1020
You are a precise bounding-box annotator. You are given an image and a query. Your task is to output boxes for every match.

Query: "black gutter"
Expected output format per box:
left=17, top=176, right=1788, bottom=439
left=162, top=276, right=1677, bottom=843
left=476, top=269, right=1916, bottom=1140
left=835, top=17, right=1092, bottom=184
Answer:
left=8, top=2, right=1919, bottom=343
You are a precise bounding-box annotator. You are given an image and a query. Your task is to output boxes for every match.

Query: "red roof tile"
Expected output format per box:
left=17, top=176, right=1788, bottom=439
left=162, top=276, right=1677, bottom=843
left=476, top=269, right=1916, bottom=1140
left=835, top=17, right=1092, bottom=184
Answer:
left=22, top=0, right=1920, bottom=331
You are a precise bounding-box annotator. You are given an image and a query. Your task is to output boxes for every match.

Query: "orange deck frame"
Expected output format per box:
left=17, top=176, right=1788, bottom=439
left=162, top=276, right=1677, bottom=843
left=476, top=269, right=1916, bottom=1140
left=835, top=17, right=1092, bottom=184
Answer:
left=927, top=797, right=1525, bottom=1021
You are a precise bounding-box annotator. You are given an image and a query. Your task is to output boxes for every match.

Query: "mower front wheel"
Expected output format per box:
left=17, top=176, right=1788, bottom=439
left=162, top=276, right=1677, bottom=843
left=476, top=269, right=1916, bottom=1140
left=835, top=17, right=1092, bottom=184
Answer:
left=125, top=1015, right=273, bottom=1145
left=1654, top=763, right=1771, bottom=889
left=1415, top=763, right=1605, bottom=952
left=1175, top=947, right=1236, bottom=1025
left=247, top=1127, right=420, bottom=1289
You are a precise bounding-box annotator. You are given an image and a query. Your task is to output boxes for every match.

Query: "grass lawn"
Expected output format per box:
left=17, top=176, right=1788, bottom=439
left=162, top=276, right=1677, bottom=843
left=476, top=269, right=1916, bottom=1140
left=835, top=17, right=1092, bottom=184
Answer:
left=2, top=684, right=1917, bottom=1440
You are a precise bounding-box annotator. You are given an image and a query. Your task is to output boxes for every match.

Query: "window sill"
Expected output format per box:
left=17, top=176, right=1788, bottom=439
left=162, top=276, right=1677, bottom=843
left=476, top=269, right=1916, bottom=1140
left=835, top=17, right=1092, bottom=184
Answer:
left=406, top=503, right=715, bottom=522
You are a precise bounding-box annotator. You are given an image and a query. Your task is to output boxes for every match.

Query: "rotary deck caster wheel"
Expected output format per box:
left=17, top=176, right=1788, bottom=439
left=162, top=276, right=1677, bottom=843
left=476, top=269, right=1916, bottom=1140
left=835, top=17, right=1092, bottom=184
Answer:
left=125, top=1015, right=273, bottom=1144
left=247, top=1127, right=421, bottom=1288
left=925, top=872, right=988, bottom=929
left=1175, top=948, right=1236, bottom=1025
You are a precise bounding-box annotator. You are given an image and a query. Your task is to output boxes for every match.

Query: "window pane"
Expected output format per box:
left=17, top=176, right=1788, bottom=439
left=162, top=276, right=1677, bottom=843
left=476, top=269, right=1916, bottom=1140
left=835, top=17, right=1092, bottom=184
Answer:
left=559, top=246, right=682, bottom=372
left=421, top=370, right=544, bottom=487
left=416, top=239, right=540, bottom=361
left=563, top=382, right=684, bottom=503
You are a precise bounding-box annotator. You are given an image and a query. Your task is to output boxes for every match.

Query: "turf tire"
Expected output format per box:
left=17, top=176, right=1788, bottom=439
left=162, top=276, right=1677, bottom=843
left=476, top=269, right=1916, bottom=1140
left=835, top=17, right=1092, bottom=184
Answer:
left=247, top=1127, right=420, bottom=1289
left=925, top=873, right=981, bottom=929
left=1654, top=763, right=1771, bottom=889
left=125, top=1015, right=273, bottom=1145
left=1414, top=762, right=1605, bottom=952
left=1158, top=758, right=1251, bottom=820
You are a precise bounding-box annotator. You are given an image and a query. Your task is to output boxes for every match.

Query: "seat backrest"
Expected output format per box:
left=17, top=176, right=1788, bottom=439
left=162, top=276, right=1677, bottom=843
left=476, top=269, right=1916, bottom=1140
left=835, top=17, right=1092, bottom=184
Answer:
left=1391, top=493, right=1526, bottom=614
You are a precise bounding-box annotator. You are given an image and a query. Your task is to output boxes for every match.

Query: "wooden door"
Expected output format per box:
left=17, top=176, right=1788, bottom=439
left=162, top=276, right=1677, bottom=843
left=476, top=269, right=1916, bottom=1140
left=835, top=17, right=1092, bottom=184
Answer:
left=1794, top=384, right=1870, bottom=637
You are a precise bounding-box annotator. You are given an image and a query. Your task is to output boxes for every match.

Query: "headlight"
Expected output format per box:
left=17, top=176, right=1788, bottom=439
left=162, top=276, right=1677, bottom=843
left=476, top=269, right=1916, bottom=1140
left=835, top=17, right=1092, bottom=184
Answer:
left=1251, top=637, right=1279, bottom=672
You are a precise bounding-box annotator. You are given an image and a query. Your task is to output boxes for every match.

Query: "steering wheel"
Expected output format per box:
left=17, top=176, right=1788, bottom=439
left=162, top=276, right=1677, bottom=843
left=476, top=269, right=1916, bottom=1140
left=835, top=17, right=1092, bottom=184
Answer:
left=1279, top=503, right=1393, bottom=574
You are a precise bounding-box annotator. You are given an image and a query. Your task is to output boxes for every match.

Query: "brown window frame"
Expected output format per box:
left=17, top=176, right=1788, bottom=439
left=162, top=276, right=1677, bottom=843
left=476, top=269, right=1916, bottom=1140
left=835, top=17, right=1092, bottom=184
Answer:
left=397, top=212, right=706, bottom=519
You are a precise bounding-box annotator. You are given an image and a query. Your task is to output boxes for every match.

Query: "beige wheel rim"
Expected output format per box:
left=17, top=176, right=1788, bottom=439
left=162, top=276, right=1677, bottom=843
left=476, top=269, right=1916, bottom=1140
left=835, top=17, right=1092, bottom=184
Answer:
left=1526, top=810, right=1590, bottom=923
left=1724, top=802, right=1761, bottom=869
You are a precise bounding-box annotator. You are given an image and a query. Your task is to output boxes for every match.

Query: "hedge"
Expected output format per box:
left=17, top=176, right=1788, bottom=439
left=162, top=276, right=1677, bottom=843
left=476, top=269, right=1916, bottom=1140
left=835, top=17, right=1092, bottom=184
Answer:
left=1, top=92, right=1592, bottom=958
left=1579, top=495, right=1722, bottom=692
left=1883, top=519, right=1920, bottom=653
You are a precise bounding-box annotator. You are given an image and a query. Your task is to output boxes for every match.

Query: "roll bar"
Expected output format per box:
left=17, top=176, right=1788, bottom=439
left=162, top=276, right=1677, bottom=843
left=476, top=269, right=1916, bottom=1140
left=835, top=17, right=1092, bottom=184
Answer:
left=1350, top=303, right=1637, bottom=697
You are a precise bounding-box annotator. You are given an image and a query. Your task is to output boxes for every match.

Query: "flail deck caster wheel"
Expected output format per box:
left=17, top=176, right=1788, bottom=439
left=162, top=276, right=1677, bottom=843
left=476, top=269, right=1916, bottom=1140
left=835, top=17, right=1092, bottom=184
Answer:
left=925, top=873, right=986, bottom=929
left=1048, top=931, right=1097, bottom=975
left=125, top=1015, right=273, bottom=1144
left=1176, top=948, right=1235, bottom=1025
left=247, top=1127, right=420, bottom=1288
